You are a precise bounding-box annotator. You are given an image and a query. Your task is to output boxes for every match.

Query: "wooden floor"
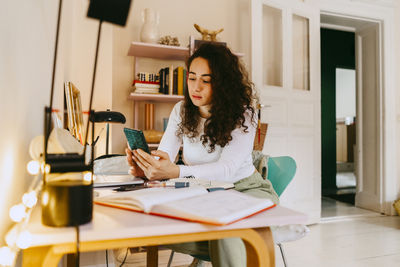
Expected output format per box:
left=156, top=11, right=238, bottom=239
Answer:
left=113, top=248, right=210, bottom=267
left=79, top=199, right=400, bottom=267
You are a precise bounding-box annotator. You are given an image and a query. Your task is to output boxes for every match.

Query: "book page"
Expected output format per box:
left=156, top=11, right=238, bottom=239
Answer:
left=95, top=186, right=208, bottom=213
left=151, top=190, right=275, bottom=225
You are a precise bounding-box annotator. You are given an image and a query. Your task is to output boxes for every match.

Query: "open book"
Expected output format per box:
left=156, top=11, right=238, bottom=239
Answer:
left=94, top=187, right=276, bottom=225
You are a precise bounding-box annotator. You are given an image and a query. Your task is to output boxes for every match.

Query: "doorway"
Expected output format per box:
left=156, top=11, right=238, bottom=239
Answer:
left=320, top=13, right=382, bottom=217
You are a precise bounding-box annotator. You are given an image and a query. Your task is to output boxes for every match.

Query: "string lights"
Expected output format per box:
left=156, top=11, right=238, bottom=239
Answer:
left=0, top=157, right=92, bottom=266
left=1, top=160, right=94, bottom=266
left=1, top=160, right=45, bottom=266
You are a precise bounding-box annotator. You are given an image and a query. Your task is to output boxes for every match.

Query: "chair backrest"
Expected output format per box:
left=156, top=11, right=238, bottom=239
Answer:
left=267, top=156, right=296, bottom=196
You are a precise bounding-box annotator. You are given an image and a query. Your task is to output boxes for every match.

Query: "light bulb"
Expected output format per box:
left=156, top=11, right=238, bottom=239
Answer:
left=0, top=246, right=15, bottom=266
left=83, top=172, right=93, bottom=182
left=27, top=160, right=40, bottom=175
left=22, top=191, right=37, bottom=208
left=5, top=227, right=18, bottom=247
left=41, top=163, right=50, bottom=173
left=41, top=191, right=49, bottom=206
left=9, top=204, right=26, bottom=222
left=16, top=230, right=32, bottom=249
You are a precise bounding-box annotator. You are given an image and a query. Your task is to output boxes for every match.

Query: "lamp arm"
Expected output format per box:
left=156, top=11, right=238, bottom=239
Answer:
left=83, top=19, right=103, bottom=160
left=44, top=0, right=63, bottom=165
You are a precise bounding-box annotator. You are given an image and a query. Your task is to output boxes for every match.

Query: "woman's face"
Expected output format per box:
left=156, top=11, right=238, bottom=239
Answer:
left=188, top=57, right=213, bottom=111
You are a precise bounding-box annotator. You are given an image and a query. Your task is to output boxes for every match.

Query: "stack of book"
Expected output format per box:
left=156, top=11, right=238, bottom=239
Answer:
left=132, top=80, right=160, bottom=94
left=158, top=66, right=187, bottom=95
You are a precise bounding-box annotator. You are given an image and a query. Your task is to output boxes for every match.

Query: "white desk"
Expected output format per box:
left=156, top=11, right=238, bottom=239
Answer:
left=23, top=204, right=306, bottom=267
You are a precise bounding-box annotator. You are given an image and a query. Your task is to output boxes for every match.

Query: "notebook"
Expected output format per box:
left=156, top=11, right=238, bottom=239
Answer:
left=93, top=174, right=144, bottom=188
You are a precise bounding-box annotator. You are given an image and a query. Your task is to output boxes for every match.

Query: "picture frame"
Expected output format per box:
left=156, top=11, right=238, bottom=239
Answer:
left=188, top=35, right=227, bottom=55
left=64, top=82, right=85, bottom=145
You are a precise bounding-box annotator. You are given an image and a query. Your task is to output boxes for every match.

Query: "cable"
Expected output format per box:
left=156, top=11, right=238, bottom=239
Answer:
left=119, top=248, right=129, bottom=267
left=75, top=225, right=80, bottom=267
left=105, top=249, right=109, bottom=267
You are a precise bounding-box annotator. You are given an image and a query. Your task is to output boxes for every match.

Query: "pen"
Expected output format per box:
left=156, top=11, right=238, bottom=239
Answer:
left=145, top=181, right=190, bottom=188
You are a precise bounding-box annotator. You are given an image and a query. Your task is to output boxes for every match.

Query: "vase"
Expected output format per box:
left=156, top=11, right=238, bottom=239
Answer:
left=140, top=8, right=160, bottom=43
left=143, top=103, right=163, bottom=143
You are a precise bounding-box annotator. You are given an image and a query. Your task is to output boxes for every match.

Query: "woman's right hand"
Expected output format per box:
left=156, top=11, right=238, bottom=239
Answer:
left=125, top=147, right=145, bottom=178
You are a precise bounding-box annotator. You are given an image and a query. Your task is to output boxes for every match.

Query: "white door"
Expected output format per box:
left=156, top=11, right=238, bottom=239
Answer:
left=251, top=0, right=321, bottom=223
left=355, top=24, right=382, bottom=212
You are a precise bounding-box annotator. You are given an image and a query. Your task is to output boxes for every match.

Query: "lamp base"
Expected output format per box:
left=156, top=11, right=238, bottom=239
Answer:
left=41, top=180, right=93, bottom=227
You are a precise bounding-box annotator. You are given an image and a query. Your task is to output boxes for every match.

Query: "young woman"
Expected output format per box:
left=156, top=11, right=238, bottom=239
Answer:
left=126, top=43, right=278, bottom=267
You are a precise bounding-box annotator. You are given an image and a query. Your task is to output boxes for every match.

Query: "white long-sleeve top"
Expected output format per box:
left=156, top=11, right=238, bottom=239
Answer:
left=158, top=101, right=256, bottom=183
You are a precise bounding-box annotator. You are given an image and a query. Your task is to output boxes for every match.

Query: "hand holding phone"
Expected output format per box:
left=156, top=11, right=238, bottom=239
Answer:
left=123, top=128, right=150, bottom=154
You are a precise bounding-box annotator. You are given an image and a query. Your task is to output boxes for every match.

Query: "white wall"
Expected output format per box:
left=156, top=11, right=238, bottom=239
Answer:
left=0, top=0, right=113, bottom=245
left=395, top=3, right=400, bottom=204
left=0, top=0, right=61, bottom=243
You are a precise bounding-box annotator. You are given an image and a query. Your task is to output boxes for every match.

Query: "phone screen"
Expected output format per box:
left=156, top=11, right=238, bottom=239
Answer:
left=123, top=128, right=150, bottom=154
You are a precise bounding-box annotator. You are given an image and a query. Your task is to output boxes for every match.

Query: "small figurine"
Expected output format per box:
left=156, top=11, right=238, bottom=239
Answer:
left=158, top=35, right=180, bottom=46
left=194, top=24, right=224, bottom=41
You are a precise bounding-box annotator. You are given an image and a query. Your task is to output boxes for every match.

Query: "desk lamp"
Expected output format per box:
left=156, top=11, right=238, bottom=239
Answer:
left=91, top=110, right=126, bottom=155
left=42, top=0, right=131, bottom=227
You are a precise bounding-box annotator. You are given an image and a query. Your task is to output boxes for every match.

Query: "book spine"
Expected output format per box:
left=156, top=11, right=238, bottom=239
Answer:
left=182, top=69, right=187, bottom=96
left=158, top=68, right=164, bottom=94
left=133, top=83, right=160, bottom=89
left=173, top=67, right=178, bottom=95
left=168, top=65, right=174, bottom=95
left=133, top=80, right=160, bottom=85
left=177, top=67, right=184, bottom=96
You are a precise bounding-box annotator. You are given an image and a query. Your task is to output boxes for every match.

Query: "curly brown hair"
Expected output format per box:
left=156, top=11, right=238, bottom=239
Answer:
left=177, top=43, right=257, bottom=152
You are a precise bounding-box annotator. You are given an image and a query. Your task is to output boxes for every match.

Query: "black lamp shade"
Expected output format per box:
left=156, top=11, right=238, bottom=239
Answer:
left=90, top=111, right=126, bottom=124
left=87, top=0, right=132, bottom=26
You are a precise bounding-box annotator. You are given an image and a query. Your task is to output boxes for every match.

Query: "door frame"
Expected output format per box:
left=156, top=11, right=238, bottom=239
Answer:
left=319, top=0, right=397, bottom=215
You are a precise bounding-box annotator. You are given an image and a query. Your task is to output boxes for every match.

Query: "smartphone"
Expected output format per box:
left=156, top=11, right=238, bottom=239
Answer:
left=123, top=128, right=150, bottom=154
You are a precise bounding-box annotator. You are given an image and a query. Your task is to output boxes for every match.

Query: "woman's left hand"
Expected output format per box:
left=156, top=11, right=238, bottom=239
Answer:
left=133, top=149, right=180, bottom=180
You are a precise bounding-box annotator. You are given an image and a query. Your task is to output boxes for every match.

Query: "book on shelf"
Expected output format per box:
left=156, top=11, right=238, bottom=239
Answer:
left=183, top=68, right=187, bottom=95
left=168, top=65, right=174, bottom=95
left=136, top=72, right=159, bottom=83
left=133, top=80, right=160, bottom=89
left=94, top=186, right=276, bottom=225
left=158, top=68, right=165, bottom=94
left=174, top=66, right=184, bottom=96
left=173, top=67, right=178, bottom=95
left=157, top=66, right=186, bottom=95
left=132, top=80, right=160, bottom=94
left=133, top=87, right=160, bottom=94
left=163, top=67, right=170, bottom=94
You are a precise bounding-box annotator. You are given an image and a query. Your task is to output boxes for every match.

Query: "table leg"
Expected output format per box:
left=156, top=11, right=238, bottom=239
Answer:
left=146, top=246, right=158, bottom=267
left=23, top=246, right=64, bottom=267
left=254, top=227, right=275, bottom=267
left=242, top=228, right=275, bottom=267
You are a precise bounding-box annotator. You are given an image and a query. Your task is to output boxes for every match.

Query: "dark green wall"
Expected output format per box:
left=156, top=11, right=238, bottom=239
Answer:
left=321, top=29, right=355, bottom=193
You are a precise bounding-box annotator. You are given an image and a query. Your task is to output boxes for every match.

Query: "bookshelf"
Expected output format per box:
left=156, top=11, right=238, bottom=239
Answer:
left=127, top=41, right=189, bottom=60
left=127, top=42, right=188, bottom=137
